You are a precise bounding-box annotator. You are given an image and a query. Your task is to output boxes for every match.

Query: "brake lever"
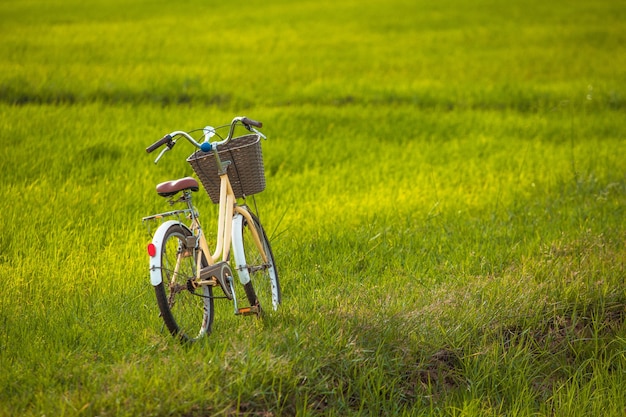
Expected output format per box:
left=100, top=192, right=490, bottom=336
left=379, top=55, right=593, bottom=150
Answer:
left=250, top=126, right=267, bottom=140
left=153, top=136, right=179, bottom=164
left=154, top=146, right=170, bottom=164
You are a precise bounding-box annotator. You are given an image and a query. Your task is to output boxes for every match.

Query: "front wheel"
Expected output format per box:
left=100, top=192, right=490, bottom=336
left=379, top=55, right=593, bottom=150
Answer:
left=154, top=223, right=214, bottom=343
left=233, top=211, right=281, bottom=315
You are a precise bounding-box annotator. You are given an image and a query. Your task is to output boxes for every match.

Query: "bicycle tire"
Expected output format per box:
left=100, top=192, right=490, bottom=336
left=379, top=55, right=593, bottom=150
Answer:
left=234, top=210, right=281, bottom=314
left=154, top=223, right=214, bottom=342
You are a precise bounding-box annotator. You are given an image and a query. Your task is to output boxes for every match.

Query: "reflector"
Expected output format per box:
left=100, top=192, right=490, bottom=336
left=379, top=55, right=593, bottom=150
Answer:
left=147, top=243, right=157, bottom=257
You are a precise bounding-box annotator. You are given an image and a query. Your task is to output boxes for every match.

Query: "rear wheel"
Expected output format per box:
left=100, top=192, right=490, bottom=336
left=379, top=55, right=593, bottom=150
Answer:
left=154, top=224, right=214, bottom=342
left=234, top=211, right=281, bottom=315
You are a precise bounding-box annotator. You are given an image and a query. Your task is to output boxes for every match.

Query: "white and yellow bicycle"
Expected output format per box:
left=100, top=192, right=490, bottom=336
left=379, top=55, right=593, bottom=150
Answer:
left=143, top=116, right=280, bottom=343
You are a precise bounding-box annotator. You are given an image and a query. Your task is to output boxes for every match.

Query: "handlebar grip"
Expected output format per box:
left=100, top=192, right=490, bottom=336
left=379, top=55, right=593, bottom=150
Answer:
left=146, top=134, right=173, bottom=153
left=241, top=117, right=262, bottom=128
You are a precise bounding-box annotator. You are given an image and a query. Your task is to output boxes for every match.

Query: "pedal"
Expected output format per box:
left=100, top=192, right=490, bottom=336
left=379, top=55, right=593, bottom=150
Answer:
left=199, top=262, right=233, bottom=300
left=237, top=305, right=260, bottom=316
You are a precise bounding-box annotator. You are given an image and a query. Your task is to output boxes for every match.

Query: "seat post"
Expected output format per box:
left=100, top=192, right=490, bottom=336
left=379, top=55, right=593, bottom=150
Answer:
left=180, top=190, right=194, bottom=208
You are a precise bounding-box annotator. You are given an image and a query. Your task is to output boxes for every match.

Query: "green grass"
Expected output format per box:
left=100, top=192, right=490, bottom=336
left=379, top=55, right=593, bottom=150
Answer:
left=1, top=0, right=625, bottom=415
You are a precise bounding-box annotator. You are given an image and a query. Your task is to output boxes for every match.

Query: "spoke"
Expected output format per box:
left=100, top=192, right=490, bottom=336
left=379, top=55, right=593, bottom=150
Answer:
left=167, top=283, right=186, bottom=308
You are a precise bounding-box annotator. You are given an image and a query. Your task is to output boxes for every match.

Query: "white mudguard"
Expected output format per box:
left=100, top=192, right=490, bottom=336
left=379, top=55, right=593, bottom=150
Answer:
left=148, top=220, right=193, bottom=286
left=231, top=213, right=251, bottom=285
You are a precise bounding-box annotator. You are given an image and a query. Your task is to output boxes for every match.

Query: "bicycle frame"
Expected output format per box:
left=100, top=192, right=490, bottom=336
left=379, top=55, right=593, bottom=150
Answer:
left=146, top=166, right=269, bottom=310
left=192, top=173, right=268, bottom=279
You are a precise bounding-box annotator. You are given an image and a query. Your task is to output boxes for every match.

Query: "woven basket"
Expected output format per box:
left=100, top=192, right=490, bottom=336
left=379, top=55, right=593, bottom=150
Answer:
left=187, top=134, right=266, bottom=204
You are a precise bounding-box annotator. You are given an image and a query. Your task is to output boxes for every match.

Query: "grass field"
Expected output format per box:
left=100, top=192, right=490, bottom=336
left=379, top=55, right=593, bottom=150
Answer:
left=1, top=0, right=625, bottom=415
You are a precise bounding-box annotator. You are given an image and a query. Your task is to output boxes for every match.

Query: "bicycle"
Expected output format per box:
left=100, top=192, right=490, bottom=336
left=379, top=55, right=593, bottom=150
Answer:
left=142, top=116, right=281, bottom=343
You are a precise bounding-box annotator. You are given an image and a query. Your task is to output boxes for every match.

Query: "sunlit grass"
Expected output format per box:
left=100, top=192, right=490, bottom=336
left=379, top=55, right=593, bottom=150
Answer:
left=2, top=99, right=624, bottom=415
left=1, top=0, right=625, bottom=415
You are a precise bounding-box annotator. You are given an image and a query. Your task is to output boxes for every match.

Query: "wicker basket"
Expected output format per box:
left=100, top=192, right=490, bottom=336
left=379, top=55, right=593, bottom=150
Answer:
left=187, top=134, right=265, bottom=204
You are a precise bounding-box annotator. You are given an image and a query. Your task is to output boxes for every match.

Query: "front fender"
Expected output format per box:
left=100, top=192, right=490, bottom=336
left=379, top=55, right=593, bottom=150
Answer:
left=231, top=213, right=251, bottom=285
left=148, top=220, right=193, bottom=286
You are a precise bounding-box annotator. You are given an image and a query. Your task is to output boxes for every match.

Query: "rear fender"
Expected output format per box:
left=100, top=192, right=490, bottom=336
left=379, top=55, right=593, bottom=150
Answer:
left=148, top=220, right=193, bottom=286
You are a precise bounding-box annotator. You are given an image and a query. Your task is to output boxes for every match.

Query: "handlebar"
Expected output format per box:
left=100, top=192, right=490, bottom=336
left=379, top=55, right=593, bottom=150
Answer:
left=145, top=134, right=173, bottom=153
left=145, top=116, right=265, bottom=163
left=241, top=117, right=262, bottom=128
